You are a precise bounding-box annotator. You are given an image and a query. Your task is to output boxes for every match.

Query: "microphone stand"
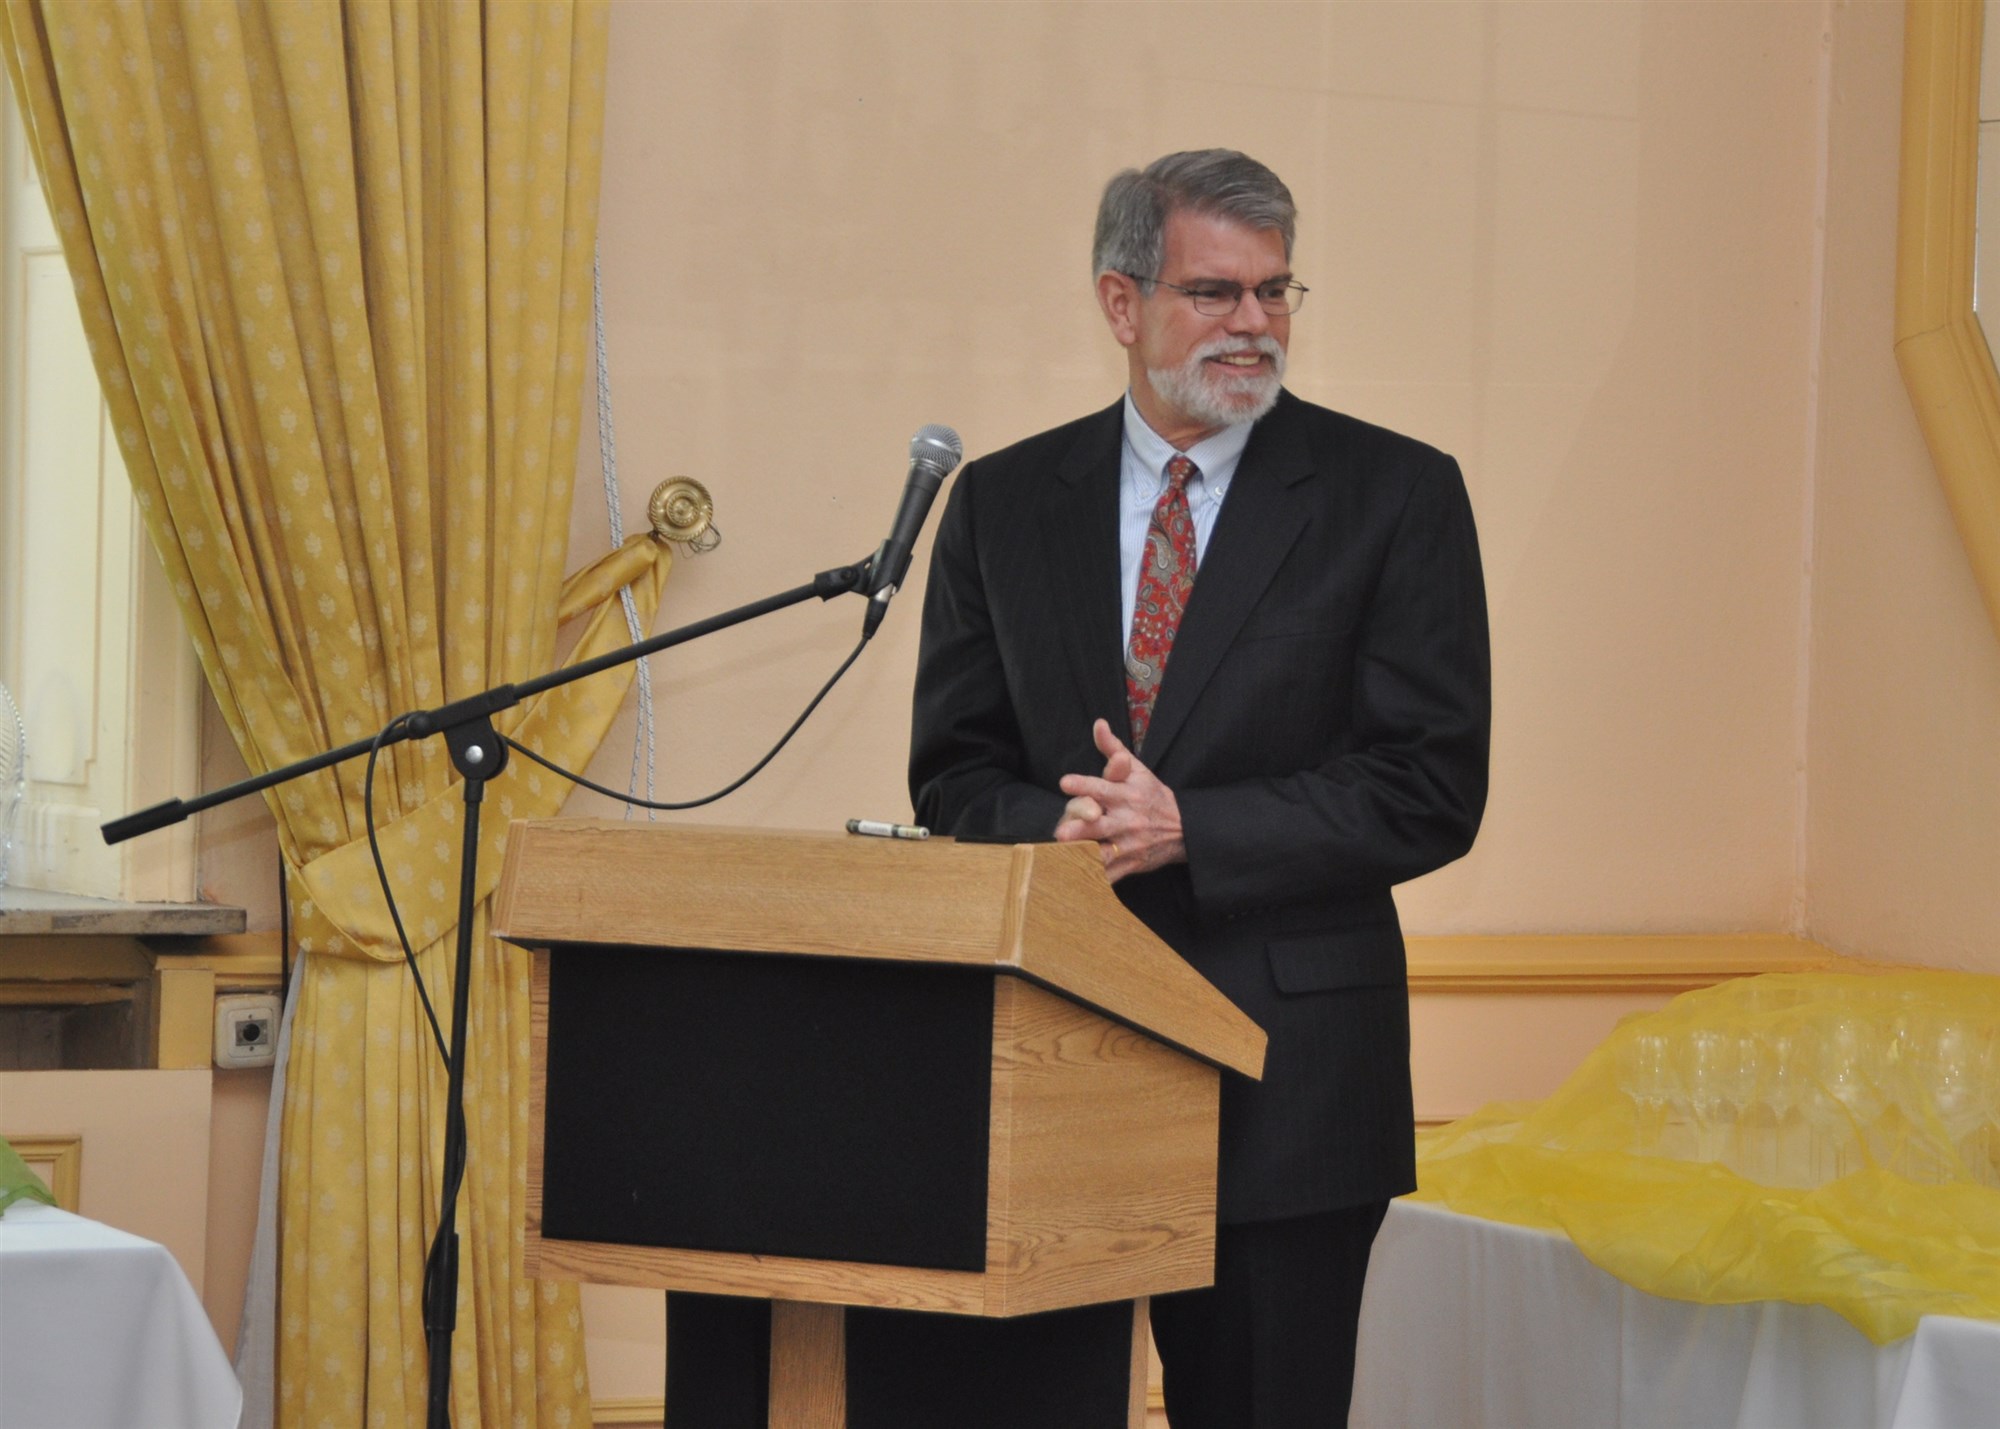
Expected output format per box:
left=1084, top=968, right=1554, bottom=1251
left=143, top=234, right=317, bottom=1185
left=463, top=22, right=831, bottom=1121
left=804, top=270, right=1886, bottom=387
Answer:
left=104, top=554, right=878, bottom=1429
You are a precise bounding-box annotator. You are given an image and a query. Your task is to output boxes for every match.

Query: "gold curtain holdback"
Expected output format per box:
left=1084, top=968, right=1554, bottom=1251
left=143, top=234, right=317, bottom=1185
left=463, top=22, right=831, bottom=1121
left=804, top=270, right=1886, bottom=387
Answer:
left=649, top=477, right=722, bottom=553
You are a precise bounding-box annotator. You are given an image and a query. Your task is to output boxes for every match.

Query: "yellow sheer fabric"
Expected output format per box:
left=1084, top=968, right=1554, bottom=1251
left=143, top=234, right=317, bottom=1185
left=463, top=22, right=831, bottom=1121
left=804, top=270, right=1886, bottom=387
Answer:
left=1, top=2, right=649, bottom=1421
left=1416, top=972, right=2000, bottom=1343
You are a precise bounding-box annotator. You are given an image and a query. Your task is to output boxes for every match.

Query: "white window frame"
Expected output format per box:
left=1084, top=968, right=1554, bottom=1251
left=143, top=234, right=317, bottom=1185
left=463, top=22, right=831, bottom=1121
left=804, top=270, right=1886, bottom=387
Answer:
left=1, top=69, right=200, bottom=902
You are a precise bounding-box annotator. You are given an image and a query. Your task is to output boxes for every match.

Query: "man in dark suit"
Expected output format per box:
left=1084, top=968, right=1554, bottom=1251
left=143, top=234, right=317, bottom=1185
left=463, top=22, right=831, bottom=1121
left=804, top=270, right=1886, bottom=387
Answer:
left=909, top=150, right=1490, bottom=1426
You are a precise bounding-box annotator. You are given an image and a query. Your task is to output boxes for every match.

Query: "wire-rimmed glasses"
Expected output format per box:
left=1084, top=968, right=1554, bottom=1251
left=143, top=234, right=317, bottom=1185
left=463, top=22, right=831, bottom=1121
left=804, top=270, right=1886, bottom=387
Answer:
left=1125, top=273, right=1309, bottom=316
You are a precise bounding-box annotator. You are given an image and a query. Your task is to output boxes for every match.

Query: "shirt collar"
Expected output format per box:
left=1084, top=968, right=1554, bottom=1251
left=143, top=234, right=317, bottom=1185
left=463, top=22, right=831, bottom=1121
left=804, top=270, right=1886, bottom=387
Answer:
left=1121, top=392, right=1254, bottom=498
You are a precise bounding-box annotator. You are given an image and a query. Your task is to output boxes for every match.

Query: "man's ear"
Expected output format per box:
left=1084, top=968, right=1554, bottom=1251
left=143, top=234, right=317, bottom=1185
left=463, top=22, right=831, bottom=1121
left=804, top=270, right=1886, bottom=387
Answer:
left=1096, top=270, right=1141, bottom=348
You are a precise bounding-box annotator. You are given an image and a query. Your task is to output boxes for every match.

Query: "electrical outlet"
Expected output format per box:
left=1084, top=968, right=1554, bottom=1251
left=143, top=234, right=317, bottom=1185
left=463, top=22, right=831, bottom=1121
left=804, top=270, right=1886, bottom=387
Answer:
left=215, top=992, right=280, bottom=1069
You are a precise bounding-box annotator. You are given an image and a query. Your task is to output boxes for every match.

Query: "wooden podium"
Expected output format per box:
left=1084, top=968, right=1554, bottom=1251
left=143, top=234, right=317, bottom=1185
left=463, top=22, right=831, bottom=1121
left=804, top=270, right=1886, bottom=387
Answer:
left=494, top=822, right=1265, bottom=1428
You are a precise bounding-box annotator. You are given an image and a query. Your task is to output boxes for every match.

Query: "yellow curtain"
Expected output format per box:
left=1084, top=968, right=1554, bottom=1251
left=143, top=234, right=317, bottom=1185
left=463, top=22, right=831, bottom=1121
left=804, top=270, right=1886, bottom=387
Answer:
left=1, top=2, right=661, bottom=1422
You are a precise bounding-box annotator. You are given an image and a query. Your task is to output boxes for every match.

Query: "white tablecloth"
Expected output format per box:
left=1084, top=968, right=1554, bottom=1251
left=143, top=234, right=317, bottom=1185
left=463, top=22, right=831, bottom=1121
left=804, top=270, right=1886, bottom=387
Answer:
left=0, top=1201, right=240, bottom=1429
left=1352, top=1197, right=1998, bottom=1429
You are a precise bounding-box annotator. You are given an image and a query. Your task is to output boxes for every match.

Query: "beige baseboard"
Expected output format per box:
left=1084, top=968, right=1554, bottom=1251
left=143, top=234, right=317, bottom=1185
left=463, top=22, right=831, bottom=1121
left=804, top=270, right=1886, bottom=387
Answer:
left=1406, top=933, right=1872, bottom=994
left=592, top=1397, right=663, bottom=1428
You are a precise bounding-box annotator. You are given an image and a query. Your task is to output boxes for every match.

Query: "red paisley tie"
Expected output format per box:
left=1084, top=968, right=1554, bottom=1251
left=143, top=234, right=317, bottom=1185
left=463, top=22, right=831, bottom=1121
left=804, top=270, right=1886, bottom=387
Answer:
left=1125, top=453, right=1198, bottom=749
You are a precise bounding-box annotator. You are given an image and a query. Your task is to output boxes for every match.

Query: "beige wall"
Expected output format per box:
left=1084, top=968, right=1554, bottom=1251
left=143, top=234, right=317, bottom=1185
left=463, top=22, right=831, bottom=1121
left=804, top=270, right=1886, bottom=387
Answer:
left=567, top=0, right=1829, bottom=941
left=204, top=1066, right=274, bottom=1350
left=0, top=1070, right=213, bottom=1289
left=1805, top=0, right=2000, bottom=973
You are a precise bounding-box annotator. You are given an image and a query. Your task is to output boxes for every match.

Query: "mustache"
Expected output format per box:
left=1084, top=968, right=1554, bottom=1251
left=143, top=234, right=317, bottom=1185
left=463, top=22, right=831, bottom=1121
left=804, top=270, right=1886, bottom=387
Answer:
left=1193, top=335, right=1285, bottom=366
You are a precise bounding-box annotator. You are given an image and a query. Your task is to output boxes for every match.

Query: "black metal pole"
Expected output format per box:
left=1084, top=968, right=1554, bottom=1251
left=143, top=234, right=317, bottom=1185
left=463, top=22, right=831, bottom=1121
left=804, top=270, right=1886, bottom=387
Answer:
left=423, top=719, right=504, bottom=1429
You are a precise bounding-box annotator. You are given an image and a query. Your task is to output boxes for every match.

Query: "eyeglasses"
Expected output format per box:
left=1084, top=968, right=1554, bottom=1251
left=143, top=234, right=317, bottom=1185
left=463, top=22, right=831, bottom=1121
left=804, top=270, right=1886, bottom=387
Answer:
left=1124, top=273, right=1309, bottom=316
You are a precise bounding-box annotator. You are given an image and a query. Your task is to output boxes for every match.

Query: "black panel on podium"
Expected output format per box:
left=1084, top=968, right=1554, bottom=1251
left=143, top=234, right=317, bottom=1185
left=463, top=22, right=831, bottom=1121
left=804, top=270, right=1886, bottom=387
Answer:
left=541, top=945, right=995, bottom=1271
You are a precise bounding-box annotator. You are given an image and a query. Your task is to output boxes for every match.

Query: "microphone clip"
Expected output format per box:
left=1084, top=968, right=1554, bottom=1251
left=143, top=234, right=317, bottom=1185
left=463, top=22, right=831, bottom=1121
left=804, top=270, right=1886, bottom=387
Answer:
left=812, top=555, right=876, bottom=602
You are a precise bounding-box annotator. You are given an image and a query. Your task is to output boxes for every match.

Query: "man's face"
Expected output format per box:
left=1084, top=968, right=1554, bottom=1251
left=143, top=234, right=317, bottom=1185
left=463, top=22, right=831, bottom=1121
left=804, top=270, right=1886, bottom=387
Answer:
left=1102, top=209, right=1292, bottom=445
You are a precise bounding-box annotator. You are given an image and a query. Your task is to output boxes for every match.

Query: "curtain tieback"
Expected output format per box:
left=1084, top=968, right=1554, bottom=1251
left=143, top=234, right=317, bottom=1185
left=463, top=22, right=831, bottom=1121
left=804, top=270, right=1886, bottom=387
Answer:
left=290, top=535, right=672, bottom=962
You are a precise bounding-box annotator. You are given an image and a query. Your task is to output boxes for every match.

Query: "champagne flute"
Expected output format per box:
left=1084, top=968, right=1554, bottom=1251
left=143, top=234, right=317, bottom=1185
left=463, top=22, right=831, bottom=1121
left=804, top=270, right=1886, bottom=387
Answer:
left=1765, top=1030, right=1804, bottom=1184
left=1715, top=1032, right=1761, bottom=1177
left=1932, top=1020, right=1995, bottom=1184
left=1681, top=1030, right=1728, bottom=1162
left=1617, top=1031, right=1675, bottom=1156
left=1816, top=1014, right=1885, bottom=1180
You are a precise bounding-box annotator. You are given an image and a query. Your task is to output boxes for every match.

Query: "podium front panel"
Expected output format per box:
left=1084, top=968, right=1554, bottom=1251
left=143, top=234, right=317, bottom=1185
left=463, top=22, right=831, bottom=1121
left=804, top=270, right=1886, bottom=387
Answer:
left=540, top=945, right=994, bottom=1271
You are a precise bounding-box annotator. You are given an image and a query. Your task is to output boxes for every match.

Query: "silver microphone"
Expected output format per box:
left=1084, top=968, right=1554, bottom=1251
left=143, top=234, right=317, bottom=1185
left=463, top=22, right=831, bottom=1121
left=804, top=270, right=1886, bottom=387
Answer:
left=864, top=424, right=964, bottom=636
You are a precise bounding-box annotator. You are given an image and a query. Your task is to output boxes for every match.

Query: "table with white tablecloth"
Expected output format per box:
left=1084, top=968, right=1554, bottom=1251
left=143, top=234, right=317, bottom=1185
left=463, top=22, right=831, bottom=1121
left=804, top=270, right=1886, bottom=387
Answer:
left=0, top=1201, right=240, bottom=1429
left=1352, top=1197, right=1999, bottom=1429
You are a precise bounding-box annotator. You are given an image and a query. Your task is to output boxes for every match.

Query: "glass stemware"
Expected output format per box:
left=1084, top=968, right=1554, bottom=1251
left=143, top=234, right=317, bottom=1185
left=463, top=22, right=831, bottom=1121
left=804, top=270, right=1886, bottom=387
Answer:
left=1932, top=1019, right=1997, bottom=1185
left=1715, top=1032, right=1762, bottom=1177
left=1764, top=1030, right=1807, bottom=1185
left=1813, top=1014, right=1885, bottom=1180
left=1680, top=1030, right=1731, bottom=1162
left=1617, top=1031, right=1675, bottom=1156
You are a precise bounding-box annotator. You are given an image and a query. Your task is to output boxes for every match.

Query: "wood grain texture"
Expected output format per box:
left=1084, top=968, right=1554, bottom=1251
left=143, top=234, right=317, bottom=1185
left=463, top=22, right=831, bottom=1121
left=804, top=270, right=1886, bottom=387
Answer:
left=524, top=961, right=1224, bottom=1317
left=984, top=979, right=1218, bottom=1318
left=529, top=1236, right=993, bottom=1313
left=0, top=889, right=244, bottom=937
left=496, top=822, right=1264, bottom=1075
left=1128, top=1299, right=1150, bottom=1429
left=496, top=821, right=1012, bottom=964
left=526, top=984, right=1222, bottom=1317
left=1008, top=843, right=1264, bottom=1079
left=527, top=950, right=550, bottom=1250
left=768, top=1301, right=845, bottom=1429
left=517, top=830, right=1232, bottom=1321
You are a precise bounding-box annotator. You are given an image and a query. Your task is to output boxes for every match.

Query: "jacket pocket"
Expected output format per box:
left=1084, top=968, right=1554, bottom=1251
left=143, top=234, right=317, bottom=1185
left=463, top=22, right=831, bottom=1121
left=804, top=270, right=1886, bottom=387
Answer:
left=1266, top=927, right=1405, bottom=994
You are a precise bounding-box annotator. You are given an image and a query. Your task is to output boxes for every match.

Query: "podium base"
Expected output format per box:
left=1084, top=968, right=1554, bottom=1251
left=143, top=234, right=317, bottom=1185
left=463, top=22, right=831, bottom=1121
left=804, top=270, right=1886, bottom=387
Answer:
left=665, top=1292, right=1145, bottom=1429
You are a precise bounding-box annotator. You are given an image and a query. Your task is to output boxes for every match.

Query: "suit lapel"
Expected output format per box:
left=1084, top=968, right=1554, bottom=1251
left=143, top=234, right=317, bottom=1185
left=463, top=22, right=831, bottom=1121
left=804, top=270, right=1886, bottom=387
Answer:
left=1038, top=402, right=1132, bottom=744
left=1140, top=395, right=1314, bottom=767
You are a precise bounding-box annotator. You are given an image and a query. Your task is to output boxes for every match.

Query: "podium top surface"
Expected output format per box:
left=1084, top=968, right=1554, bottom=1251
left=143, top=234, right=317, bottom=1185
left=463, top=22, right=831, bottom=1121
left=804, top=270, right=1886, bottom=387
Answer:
left=495, top=820, right=1264, bottom=1078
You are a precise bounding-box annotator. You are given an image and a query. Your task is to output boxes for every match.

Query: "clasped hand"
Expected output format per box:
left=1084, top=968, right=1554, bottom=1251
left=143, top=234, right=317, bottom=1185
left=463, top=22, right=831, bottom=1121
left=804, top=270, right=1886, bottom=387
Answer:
left=1054, top=718, right=1185, bottom=883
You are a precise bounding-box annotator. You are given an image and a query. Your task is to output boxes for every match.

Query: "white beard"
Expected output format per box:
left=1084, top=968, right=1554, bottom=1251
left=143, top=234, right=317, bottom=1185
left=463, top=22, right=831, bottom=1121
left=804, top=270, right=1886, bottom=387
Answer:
left=1148, top=335, right=1285, bottom=430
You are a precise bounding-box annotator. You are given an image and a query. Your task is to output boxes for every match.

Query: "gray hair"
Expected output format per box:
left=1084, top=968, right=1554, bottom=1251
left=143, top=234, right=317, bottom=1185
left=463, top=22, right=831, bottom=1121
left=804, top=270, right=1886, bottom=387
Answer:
left=1092, top=150, right=1296, bottom=287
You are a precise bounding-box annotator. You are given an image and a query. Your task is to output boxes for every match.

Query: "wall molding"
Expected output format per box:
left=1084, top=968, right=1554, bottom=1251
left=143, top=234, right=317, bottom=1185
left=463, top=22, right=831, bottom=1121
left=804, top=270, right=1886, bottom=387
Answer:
left=1406, top=933, right=1869, bottom=994
left=127, top=929, right=1870, bottom=998
left=1895, top=0, right=2000, bottom=645
left=7, top=1133, right=80, bottom=1210
left=590, top=1385, right=1175, bottom=1422
left=155, top=931, right=285, bottom=991
left=591, top=1397, right=662, bottom=1428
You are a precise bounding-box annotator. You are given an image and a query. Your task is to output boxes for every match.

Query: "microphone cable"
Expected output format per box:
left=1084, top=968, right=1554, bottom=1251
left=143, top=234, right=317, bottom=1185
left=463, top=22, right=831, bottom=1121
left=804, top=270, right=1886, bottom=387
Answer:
left=357, top=628, right=872, bottom=1074
left=501, top=633, right=867, bottom=811
left=364, top=712, right=451, bottom=1066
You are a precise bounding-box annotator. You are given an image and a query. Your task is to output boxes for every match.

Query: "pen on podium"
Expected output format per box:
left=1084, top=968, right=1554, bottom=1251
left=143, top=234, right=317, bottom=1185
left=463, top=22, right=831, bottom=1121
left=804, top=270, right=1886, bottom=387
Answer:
left=846, top=819, right=930, bottom=841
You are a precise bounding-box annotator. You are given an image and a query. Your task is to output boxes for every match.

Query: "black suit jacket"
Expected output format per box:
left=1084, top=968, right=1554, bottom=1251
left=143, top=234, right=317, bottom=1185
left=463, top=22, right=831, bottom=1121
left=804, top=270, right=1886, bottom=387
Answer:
left=909, top=390, right=1490, bottom=1222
